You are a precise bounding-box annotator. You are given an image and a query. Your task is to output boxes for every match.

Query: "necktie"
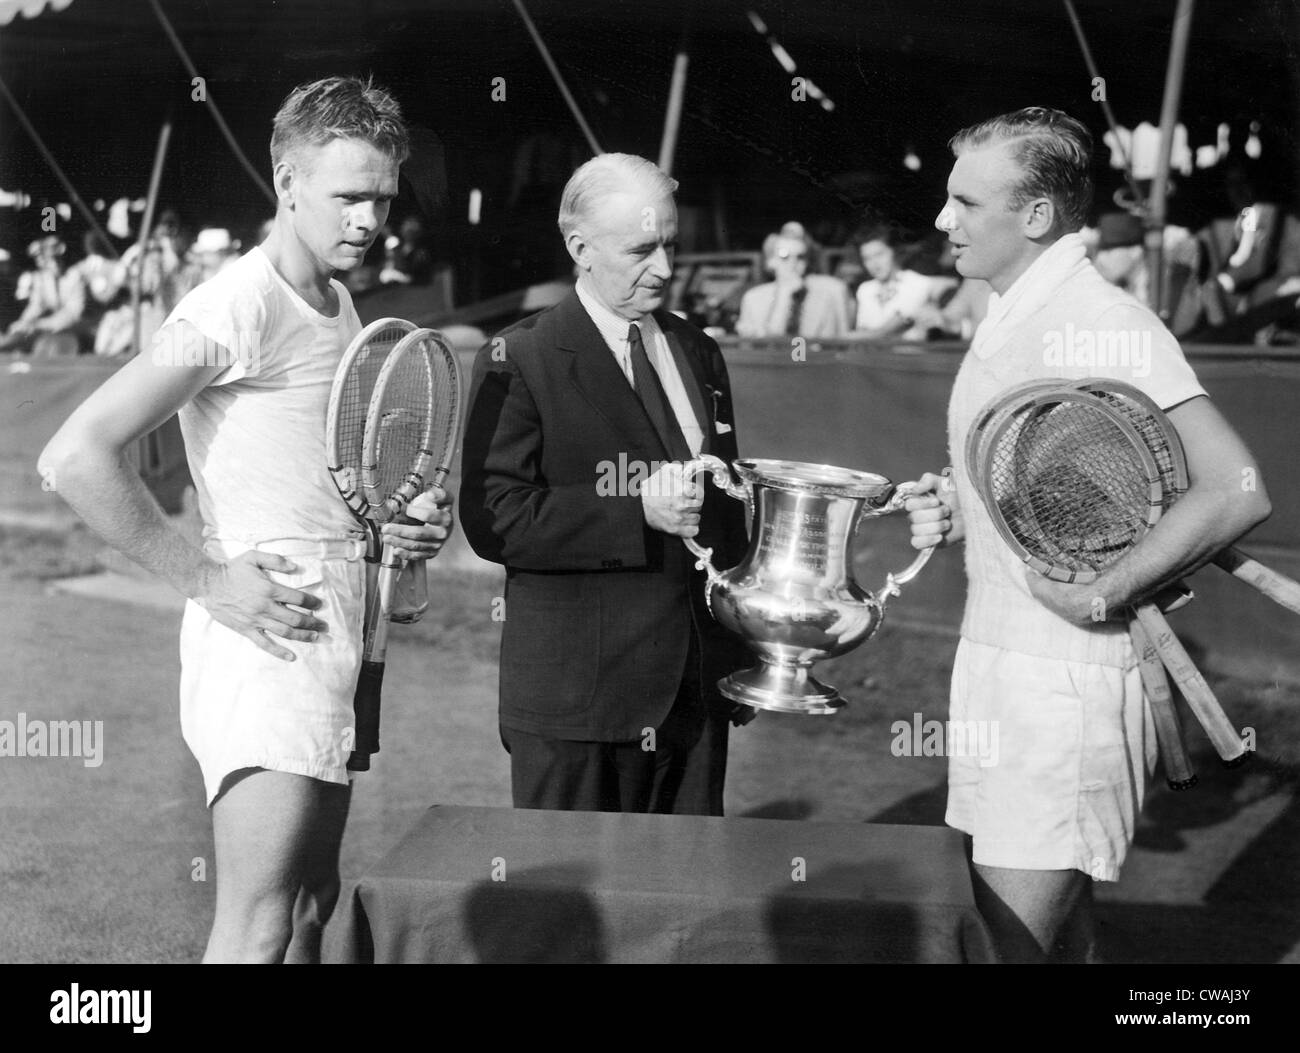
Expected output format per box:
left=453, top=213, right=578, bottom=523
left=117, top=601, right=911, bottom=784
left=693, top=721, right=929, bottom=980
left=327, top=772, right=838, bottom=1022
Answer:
left=628, top=322, right=692, bottom=461
left=786, top=285, right=808, bottom=335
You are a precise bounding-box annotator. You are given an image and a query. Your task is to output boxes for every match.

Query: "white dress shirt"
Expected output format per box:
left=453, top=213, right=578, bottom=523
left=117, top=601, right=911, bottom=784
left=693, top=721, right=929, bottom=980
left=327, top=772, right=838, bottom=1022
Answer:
left=575, top=279, right=706, bottom=456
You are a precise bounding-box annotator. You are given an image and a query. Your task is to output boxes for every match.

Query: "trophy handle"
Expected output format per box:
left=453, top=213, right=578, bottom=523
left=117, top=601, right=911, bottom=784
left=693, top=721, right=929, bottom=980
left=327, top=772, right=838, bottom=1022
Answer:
left=872, top=473, right=948, bottom=604
left=679, top=455, right=749, bottom=583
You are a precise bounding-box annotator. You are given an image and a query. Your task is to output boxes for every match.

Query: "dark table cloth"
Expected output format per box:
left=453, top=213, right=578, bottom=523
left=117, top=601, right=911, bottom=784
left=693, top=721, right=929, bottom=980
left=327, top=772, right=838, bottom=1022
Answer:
left=335, top=805, right=994, bottom=963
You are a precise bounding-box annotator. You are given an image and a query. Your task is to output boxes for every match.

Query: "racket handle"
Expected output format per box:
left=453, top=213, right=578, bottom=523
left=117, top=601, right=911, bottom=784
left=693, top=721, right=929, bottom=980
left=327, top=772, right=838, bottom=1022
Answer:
left=1132, top=603, right=1249, bottom=767
left=347, top=658, right=385, bottom=771
left=1213, top=547, right=1300, bottom=617
left=1128, top=616, right=1197, bottom=790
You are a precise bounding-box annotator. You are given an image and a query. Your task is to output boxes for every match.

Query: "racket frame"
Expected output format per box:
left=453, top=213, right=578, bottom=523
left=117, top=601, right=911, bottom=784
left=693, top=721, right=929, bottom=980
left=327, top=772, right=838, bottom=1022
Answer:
left=1071, top=380, right=1300, bottom=617
left=980, top=388, right=1164, bottom=584
left=971, top=383, right=1248, bottom=767
left=349, top=328, right=464, bottom=765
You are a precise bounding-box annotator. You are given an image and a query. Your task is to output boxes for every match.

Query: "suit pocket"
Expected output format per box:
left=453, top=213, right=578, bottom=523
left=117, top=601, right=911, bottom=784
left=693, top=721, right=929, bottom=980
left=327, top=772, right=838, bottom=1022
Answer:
left=500, top=596, right=600, bottom=719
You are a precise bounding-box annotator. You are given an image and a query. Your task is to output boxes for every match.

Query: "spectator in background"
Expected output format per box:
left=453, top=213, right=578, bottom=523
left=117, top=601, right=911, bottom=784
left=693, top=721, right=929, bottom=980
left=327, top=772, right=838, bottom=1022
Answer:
left=72, top=232, right=121, bottom=308
left=174, top=228, right=242, bottom=301
left=734, top=229, right=851, bottom=338
left=852, top=227, right=933, bottom=340
left=916, top=276, right=992, bottom=341
left=0, top=235, right=85, bottom=355
left=1087, top=212, right=1207, bottom=337
left=1202, top=163, right=1283, bottom=316
left=93, top=226, right=183, bottom=356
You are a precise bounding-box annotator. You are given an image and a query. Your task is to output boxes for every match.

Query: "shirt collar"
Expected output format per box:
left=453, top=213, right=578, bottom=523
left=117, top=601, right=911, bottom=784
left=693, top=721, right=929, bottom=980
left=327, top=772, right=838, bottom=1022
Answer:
left=575, top=278, right=660, bottom=351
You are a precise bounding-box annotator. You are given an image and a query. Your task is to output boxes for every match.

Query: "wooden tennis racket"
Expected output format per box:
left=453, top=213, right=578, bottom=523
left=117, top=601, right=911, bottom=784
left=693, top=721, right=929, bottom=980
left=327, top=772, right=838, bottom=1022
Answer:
left=326, top=320, right=462, bottom=771
left=1069, top=379, right=1300, bottom=616
left=975, top=387, right=1248, bottom=768
left=351, top=328, right=462, bottom=770
left=966, top=383, right=1195, bottom=786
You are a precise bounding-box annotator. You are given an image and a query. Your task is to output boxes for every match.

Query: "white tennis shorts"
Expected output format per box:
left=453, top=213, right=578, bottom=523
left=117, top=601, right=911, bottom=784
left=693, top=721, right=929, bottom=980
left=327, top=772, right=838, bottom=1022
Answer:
left=945, top=637, right=1157, bottom=881
left=179, top=537, right=367, bottom=806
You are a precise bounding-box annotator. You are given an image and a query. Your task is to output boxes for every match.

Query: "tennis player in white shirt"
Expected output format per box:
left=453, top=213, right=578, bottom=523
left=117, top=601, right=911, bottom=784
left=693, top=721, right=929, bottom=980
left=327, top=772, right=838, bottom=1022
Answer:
left=40, top=76, right=453, bottom=963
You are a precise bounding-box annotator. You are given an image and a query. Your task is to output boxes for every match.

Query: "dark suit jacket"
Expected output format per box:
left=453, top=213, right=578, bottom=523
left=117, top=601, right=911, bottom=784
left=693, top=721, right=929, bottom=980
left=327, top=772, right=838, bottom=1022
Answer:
left=460, top=290, right=751, bottom=741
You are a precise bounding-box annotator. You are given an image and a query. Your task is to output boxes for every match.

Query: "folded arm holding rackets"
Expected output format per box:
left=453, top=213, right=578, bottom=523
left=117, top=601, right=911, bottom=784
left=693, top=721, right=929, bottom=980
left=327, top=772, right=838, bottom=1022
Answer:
left=1026, top=395, right=1272, bottom=624
left=38, top=322, right=328, bottom=661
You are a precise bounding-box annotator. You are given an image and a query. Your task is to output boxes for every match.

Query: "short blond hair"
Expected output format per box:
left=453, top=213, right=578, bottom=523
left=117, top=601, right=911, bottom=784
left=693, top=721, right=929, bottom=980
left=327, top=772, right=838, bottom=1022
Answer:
left=270, top=75, right=409, bottom=171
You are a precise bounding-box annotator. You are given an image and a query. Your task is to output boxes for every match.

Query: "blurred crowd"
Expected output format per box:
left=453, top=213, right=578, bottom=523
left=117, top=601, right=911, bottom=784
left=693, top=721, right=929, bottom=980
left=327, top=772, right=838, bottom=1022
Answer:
left=5, top=159, right=1297, bottom=357
left=694, top=161, right=1300, bottom=348
left=0, top=209, right=436, bottom=357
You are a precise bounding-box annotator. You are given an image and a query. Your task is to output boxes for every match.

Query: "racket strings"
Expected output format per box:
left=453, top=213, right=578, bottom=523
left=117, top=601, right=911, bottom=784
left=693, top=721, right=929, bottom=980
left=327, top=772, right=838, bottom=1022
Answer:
left=425, top=348, right=462, bottom=476
left=990, top=401, right=1157, bottom=573
left=1081, top=389, right=1185, bottom=504
left=331, top=324, right=410, bottom=495
left=365, top=348, right=435, bottom=513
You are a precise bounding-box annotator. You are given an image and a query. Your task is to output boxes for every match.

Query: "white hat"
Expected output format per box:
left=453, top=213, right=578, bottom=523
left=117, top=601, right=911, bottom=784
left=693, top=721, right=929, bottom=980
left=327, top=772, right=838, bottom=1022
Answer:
left=194, top=228, right=237, bottom=254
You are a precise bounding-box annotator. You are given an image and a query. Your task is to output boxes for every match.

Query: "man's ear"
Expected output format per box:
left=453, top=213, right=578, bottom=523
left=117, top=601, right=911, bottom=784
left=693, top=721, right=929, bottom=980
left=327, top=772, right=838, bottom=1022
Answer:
left=1024, top=196, right=1057, bottom=240
left=273, top=161, right=296, bottom=209
left=565, top=229, right=592, bottom=272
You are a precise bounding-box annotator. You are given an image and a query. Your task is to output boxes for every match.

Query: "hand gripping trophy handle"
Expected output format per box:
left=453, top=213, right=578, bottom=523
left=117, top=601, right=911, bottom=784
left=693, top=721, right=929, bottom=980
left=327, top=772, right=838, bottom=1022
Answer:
left=868, top=481, right=938, bottom=605
left=680, top=455, right=938, bottom=603
left=679, top=454, right=747, bottom=584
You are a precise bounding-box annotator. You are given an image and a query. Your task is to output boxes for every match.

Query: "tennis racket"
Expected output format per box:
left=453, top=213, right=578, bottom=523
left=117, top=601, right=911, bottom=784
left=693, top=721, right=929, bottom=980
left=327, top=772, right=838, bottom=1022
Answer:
left=966, top=383, right=1195, bottom=785
left=351, top=328, right=462, bottom=770
left=327, top=318, right=415, bottom=770
left=976, top=387, right=1248, bottom=768
left=1069, top=379, right=1300, bottom=617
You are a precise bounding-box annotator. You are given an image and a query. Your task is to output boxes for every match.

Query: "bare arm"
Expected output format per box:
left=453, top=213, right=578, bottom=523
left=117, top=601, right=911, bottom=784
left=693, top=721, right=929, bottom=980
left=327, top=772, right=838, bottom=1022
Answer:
left=1029, top=395, right=1272, bottom=622
left=39, top=322, right=328, bottom=659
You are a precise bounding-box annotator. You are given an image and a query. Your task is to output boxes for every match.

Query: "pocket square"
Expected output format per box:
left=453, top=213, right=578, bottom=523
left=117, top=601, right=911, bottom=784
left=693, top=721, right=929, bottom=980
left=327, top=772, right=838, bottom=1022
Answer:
left=714, top=421, right=733, bottom=434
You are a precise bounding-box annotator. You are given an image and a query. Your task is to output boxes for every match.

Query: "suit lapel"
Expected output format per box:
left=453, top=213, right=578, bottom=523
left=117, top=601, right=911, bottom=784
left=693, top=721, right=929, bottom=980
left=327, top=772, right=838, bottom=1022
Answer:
left=656, top=312, right=712, bottom=456
left=555, top=292, right=669, bottom=458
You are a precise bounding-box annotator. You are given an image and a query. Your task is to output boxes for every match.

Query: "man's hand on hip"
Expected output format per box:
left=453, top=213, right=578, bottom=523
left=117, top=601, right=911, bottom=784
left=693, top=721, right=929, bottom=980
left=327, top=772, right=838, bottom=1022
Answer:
left=192, top=552, right=328, bottom=661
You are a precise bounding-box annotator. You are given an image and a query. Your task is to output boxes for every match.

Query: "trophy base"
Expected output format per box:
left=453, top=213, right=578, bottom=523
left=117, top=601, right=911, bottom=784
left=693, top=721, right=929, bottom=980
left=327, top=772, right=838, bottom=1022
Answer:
left=718, top=662, right=847, bottom=715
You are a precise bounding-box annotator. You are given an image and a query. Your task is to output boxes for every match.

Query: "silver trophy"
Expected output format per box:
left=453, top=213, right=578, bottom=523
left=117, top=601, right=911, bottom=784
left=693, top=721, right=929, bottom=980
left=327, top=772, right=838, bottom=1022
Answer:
left=681, top=456, right=935, bottom=714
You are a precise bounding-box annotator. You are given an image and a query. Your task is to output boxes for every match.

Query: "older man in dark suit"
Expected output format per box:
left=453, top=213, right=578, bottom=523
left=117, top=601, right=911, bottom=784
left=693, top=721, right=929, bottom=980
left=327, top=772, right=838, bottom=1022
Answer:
left=460, top=153, right=754, bottom=816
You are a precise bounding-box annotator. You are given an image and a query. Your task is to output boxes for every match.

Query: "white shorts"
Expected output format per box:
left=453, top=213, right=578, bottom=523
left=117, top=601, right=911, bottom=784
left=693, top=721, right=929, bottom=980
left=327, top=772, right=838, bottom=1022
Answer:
left=945, top=637, right=1157, bottom=881
left=179, top=537, right=367, bottom=806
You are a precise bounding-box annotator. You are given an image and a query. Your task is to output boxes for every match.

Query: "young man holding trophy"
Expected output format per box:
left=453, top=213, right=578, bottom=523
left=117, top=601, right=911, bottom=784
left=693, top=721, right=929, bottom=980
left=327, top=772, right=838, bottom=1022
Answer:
left=905, top=107, right=1270, bottom=963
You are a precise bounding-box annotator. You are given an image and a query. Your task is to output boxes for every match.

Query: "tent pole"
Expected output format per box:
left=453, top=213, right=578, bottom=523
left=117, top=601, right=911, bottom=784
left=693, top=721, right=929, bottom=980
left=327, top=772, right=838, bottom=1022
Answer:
left=146, top=0, right=275, bottom=206
left=509, top=0, right=603, bottom=156
left=1062, top=0, right=1144, bottom=210
left=0, top=72, right=119, bottom=258
left=1147, top=0, right=1196, bottom=318
left=658, top=15, right=693, bottom=177
left=132, top=113, right=173, bottom=358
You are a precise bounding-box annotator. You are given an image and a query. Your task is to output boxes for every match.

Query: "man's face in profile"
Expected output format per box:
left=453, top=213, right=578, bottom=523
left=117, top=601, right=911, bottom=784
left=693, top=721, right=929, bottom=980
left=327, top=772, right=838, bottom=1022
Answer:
left=935, top=141, right=1033, bottom=295
left=281, top=137, right=400, bottom=274
left=574, top=187, right=678, bottom=320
